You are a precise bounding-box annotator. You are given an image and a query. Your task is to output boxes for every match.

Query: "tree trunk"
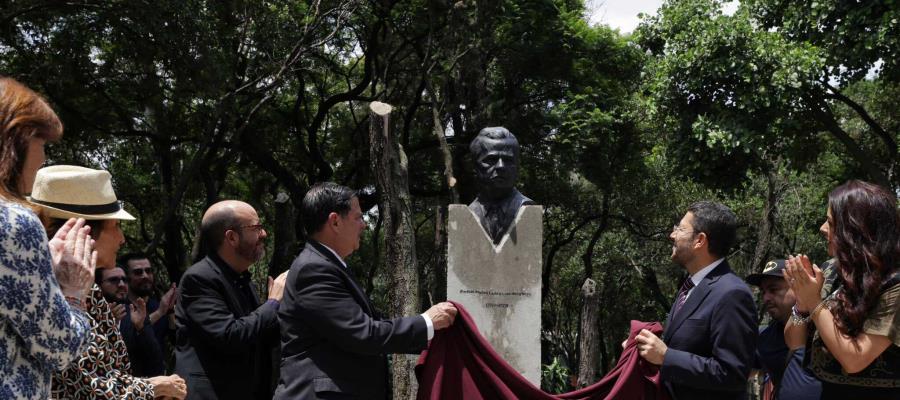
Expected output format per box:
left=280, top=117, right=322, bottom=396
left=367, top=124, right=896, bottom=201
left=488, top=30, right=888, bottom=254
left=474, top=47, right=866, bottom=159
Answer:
left=432, top=205, right=447, bottom=304
left=628, top=257, right=671, bottom=315
left=577, top=278, right=601, bottom=388
left=750, top=168, right=783, bottom=275
left=269, top=192, right=297, bottom=278
left=369, top=101, right=420, bottom=400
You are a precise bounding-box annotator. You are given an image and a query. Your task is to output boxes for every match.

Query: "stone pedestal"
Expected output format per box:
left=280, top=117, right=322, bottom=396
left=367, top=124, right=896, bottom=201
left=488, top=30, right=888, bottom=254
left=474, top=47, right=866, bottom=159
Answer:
left=447, top=204, right=542, bottom=384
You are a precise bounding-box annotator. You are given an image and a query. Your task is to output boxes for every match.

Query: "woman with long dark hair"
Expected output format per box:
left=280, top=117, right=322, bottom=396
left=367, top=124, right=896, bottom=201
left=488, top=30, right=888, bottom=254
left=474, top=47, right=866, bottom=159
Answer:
left=0, top=77, right=96, bottom=399
left=785, top=180, right=900, bottom=399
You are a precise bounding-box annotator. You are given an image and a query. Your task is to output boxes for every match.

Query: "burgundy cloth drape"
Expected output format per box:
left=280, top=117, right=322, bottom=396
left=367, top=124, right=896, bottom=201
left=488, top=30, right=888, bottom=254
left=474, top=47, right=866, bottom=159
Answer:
left=415, top=301, right=670, bottom=400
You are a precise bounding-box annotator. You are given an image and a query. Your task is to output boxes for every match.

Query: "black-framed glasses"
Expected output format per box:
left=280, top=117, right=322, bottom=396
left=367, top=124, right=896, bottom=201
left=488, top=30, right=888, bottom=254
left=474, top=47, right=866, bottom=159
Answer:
left=228, top=224, right=265, bottom=234
left=103, top=277, right=127, bottom=285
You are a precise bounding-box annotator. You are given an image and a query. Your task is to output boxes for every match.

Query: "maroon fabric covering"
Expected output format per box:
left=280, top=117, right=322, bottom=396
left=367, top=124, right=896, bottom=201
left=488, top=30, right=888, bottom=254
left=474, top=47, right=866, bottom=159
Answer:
left=415, top=301, right=670, bottom=400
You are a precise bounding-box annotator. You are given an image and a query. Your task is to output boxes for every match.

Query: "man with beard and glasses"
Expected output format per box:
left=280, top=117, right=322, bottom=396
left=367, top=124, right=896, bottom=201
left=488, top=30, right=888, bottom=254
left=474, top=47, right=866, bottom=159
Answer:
left=632, top=201, right=757, bottom=400
left=746, top=259, right=822, bottom=400
left=175, top=200, right=289, bottom=399
left=98, top=266, right=129, bottom=306
left=117, top=252, right=177, bottom=377
left=96, top=261, right=168, bottom=378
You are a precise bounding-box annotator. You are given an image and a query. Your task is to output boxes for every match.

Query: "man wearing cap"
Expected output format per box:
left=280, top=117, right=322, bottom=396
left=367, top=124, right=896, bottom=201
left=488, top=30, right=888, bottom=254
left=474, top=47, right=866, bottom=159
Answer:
left=746, top=260, right=822, bottom=400
left=175, top=200, right=289, bottom=400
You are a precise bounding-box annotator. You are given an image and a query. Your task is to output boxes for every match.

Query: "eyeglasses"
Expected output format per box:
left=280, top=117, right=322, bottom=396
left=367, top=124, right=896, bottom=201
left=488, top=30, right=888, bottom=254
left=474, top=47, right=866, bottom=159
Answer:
left=103, top=277, right=127, bottom=285
left=130, top=267, right=152, bottom=276
left=226, top=224, right=265, bottom=233
left=672, top=225, right=695, bottom=235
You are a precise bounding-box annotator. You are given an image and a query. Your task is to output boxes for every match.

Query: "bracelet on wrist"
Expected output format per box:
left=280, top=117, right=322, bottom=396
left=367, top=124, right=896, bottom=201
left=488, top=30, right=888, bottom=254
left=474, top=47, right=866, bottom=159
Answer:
left=810, top=299, right=831, bottom=319
left=790, top=304, right=811, bottom=325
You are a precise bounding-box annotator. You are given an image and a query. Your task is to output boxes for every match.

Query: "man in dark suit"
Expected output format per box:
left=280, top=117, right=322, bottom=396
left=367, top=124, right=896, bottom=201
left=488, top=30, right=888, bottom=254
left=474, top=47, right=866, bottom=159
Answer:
left=175, top=200, right=289, bottom=399
left=634, top=201, right=757, bottom=399
left=274, top=182, right=457, bottom=400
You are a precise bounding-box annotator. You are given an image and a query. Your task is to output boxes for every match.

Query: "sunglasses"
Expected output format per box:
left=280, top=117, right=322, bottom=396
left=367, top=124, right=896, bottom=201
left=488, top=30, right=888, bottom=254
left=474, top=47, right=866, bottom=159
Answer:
left=103, top=277, right=128, bottom=285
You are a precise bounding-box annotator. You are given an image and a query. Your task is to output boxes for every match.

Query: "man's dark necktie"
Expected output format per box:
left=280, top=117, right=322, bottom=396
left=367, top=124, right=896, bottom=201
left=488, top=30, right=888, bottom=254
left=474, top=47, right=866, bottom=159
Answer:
left=671, top=277, right=695, bottom=318
left=484, top=204, right=504, bottom=244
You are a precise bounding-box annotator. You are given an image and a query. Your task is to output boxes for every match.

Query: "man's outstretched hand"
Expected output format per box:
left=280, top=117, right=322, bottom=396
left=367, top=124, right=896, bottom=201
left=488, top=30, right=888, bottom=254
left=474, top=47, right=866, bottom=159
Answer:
left=424, top=302, right=458, bottom=330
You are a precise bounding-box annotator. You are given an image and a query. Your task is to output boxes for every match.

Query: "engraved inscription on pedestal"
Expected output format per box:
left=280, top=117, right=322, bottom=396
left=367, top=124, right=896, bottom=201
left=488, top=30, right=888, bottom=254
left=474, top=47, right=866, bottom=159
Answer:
left=447, top=204, right=542, bottom=384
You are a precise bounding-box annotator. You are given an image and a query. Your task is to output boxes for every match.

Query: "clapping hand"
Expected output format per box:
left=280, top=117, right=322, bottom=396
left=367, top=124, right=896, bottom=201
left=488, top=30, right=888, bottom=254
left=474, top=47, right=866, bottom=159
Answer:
left=783, top=254, right=824, bottom=313
left=159, top=283, right=178, bottom=313
left=49, top=218, right=97, bottom=300
left=131, top=297, right=147, bottom=331
left=111, top=303, right=127, bottom=321
left=267, top=271, right=289, bottom=302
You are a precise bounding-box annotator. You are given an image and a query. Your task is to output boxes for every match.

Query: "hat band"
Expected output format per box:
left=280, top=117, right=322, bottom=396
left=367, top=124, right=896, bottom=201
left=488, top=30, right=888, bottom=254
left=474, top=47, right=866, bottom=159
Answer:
left=31, top=199, right=121, bottom=215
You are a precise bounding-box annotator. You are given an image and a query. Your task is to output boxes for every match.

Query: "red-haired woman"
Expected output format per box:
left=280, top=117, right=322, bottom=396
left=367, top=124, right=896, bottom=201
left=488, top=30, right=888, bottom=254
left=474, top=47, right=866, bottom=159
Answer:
left=785, top=180, right=900, bottom=399
left=0, top=77, right=96, bottom=399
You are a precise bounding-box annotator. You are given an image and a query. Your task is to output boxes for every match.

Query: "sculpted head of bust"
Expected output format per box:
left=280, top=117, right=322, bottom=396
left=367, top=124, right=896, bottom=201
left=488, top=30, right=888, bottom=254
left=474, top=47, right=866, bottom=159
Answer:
left=470, top=126, right=520, bottom=201
left=468, top=127, right=533, bottom=244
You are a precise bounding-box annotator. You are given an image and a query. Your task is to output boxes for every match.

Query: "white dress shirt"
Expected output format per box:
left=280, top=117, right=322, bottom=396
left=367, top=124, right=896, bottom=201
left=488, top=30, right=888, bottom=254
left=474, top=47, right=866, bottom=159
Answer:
left=685, top=257, right=725, bottom=301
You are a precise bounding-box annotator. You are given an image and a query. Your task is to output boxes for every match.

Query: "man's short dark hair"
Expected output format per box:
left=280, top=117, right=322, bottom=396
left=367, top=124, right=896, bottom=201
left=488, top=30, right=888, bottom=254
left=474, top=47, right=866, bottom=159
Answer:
left=95, top=265, right=126, bottom=286
left=686, top=201, right=737, bottom=258
left=193, top=207, right=240, bottom=263
left=469, top=127, right=520, bottom=158
left=117, top=252, right=149, bottom=274
left=301, top=182, right=356, bottom=236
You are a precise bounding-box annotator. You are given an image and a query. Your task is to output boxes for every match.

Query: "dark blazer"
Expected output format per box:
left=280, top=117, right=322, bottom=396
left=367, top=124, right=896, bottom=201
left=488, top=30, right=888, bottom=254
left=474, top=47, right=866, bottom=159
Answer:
left=174, top=255, right=280, bottom=400
left=274, top=241, right=428, bottom=400
left=660, top=260, right=757, bottom=400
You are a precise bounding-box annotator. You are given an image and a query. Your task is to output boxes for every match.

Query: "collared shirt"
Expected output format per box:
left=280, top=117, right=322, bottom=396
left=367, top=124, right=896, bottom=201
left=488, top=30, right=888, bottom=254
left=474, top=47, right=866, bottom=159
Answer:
left=317, top=241, right=434, bottom=340
left=685, top=257, right=724, bottom=300
left=209, top=254, right=261, bottom=312
left=319, top=241, right=348, bottom=269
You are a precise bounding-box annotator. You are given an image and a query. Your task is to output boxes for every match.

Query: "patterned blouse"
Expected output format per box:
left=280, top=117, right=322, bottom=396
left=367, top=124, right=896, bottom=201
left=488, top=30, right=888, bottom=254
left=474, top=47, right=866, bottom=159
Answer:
left=808, top=266, right=900, bottom=395
left=52, top=285, right=155, bottom=399
left=0, top=200, right=92, bottom=399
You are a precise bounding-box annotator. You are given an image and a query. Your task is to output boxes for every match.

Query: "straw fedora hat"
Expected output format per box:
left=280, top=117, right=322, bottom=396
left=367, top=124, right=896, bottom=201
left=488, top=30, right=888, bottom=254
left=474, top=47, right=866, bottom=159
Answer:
left=27, top=165, right=135, bottom=220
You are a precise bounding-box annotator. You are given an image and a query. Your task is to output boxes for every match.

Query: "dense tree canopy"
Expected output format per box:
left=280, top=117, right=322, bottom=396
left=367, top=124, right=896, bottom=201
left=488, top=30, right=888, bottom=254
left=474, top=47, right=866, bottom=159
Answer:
left=2, top=0, right=891, bottom=394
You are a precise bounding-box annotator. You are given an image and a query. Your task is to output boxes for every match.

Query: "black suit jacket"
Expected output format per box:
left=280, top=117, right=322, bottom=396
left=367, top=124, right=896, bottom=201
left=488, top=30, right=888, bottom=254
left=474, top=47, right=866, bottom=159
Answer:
left=274, top=241, right=428, bottom=400
left=660, top=260, right=757, bottom=400
left=175, top=255, right=280, bottom=400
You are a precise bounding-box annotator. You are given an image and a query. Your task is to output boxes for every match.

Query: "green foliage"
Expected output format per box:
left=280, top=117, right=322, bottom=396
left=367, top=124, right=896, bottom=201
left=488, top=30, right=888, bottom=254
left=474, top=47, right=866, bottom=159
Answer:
left=0, top=0, right=885, bottom=392
left=636, top=0, right=899, bottom=189
left=541, top=356, right=573, bottom=394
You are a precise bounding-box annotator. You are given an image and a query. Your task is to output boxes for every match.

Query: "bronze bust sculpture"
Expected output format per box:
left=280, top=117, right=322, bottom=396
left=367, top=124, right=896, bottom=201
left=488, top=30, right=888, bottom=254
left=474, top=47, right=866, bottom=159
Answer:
left=468, top=127, right=534, bottom=244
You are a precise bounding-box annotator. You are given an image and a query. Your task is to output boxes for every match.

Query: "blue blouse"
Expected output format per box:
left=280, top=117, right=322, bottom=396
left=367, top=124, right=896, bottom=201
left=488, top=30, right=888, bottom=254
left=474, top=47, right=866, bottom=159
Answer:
left=0, top=200, right=91, bottom=399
